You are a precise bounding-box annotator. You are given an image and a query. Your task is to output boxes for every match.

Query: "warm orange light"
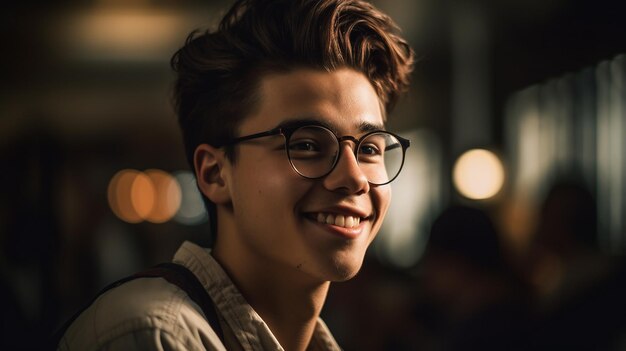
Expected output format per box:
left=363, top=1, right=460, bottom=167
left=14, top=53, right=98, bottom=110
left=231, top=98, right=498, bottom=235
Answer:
left=108, top=169, right=143, bottom=223
left=453, top=149, right=505, bottom=200
left=108, top=169, right=183, bottom=224
left=144, top=169, right=181, bottom=223
left=62, top=9, right=186, bottom=62
left=130, top=172, right=156, bottom=220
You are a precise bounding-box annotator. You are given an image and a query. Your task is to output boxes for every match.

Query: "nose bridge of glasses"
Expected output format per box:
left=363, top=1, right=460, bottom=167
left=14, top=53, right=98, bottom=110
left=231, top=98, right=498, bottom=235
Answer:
left=334, top=137, right=366, bottom=177
left=337, top=135, right=360, bottom=155
left=326, top=138, right=371, bottom=190
left=337, top=135, right=359, bottom=144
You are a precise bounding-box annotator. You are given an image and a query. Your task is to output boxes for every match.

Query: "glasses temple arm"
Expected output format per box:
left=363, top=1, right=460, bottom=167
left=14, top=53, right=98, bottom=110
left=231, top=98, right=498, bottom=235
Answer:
left=220, top=128, right=283, bottom=146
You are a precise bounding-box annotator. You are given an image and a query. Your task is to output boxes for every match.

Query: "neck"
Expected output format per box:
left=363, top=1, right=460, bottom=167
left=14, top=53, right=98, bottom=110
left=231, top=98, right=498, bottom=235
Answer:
left=212, top=240, right=330, bottom=351
left=254, top=276, right=330, bottom=351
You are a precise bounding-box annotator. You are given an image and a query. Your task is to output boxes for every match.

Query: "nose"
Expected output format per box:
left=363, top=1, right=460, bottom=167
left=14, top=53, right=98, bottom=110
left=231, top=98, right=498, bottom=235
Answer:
left=322, top=143, right=370, bottom=194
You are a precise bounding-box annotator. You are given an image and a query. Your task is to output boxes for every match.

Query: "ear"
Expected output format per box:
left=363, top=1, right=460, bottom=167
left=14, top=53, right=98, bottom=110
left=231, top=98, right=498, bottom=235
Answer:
left=194, top=144, right=231, bottom=205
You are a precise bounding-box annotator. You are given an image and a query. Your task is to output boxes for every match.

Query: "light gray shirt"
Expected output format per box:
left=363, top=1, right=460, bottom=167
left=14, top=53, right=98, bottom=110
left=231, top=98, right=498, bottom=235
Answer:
left=58, top=241, right=341, bottom=351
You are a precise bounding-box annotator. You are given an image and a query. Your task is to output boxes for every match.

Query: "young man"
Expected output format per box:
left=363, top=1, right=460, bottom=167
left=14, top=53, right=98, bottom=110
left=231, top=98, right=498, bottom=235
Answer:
left=57, top=0, right=413, bottom=349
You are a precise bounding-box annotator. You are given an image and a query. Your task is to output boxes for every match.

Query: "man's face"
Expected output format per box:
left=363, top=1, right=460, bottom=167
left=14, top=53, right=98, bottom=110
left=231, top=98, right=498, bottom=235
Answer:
left=222, top=67, right=390, bottom=283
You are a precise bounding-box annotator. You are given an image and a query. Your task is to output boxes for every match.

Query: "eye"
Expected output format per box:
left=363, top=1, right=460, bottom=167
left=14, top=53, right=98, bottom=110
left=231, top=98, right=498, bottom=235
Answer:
left=359, top=134, right=388, bottom=164
left=289, top=140, right=320, bottom=152
left=288, top=139, right=326, bottom=160
left=360, top=144, right=381, bottom=156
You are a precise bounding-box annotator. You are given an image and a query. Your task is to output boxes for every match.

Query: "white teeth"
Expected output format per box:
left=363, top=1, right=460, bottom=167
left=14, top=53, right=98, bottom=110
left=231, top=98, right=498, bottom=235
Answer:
left=314, top=213, right=362, bottom=228
left=345, top=216, right=354, bottom=228
left=335, top=215, right=345, bottom=227
left=326, top=214, right=335, bottom=224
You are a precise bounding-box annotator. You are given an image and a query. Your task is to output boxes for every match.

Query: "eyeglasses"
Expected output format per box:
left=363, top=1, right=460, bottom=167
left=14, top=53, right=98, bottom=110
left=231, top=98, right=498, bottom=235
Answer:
left=219, top=123, right=410, bottom=185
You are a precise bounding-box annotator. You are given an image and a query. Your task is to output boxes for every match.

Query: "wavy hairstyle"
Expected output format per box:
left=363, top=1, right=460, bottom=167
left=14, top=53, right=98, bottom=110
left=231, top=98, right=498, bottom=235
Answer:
left=171, top=0, right=414, bottom=238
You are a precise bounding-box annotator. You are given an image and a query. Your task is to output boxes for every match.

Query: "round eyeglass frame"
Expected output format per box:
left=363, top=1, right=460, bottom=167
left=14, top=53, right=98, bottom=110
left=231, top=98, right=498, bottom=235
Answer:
left=217, top=123, right=410, bottom=186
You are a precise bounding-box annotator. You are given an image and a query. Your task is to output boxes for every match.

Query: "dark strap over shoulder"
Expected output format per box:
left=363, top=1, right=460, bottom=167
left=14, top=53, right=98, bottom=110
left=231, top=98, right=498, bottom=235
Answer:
left=51, top=262, right=224, bottom=349
left=136, top=262, right=224, bottom=341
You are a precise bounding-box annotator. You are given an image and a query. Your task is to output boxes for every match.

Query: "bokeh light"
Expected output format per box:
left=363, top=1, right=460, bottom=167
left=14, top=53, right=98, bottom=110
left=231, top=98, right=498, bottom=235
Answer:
left=453, top=149, right=505, bottom=200
left=144, top=169, right=181, bottom=223
left=174, top=171, right=208, bottom=225
left=108, top=169, right=185, bottom=224
left=130, top=171, right=156, bottom=220
left=108, top=169, right=143, bottom=223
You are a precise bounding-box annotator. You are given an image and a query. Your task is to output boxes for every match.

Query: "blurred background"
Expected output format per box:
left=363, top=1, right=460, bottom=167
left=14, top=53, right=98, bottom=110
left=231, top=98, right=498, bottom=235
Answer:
left=1, top=0, right=626, bottom=349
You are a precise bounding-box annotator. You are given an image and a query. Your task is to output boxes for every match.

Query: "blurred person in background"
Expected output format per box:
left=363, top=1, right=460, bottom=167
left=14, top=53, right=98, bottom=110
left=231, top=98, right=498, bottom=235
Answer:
left=54, top=0, right=414, bottom=350
left=526, top=181, right=608, bottom=308
left=412, top=205, right=533, bottom=350
left=525, top=180, right=626, bottom=349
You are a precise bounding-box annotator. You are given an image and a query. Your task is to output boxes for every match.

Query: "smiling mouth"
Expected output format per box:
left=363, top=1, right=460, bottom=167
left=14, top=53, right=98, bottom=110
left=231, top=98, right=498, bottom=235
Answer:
left=306, top=213, right=367, bottom=229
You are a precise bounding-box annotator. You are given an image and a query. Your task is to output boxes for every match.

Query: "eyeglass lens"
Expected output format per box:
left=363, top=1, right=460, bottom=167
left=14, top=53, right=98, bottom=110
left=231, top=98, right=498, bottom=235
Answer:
left=286, top=126, right=404, bottom=185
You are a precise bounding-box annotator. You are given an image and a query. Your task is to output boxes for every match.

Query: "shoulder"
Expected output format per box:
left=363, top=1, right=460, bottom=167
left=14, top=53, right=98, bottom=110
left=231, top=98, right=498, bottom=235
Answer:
left=59, top=276, right=224, bottom=351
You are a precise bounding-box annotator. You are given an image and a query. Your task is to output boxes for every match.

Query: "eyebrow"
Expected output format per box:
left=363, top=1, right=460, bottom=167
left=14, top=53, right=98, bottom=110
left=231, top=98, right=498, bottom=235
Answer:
left=276, top=118, right=331, bottom=131
left=358, top=121, right=385, bottom=133
left=276, top=117, right=385, bottom=135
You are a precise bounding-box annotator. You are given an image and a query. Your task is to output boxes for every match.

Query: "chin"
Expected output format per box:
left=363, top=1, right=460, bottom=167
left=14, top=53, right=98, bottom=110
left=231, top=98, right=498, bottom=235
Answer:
left=325, top=256, right=366, bottom=282
left=330, top=271, right=360, bottom=283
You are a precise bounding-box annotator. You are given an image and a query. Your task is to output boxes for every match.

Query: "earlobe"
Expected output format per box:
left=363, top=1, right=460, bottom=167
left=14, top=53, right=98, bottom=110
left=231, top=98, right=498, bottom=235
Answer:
left=194, top=144, right=231, bottom=204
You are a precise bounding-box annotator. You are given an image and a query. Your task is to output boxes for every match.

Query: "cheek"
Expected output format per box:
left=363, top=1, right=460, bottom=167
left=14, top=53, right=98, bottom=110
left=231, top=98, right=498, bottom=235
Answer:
left=233, top=160, right=305, bottom=215
left=236, top=154, right=285, bottom=190
left=367, top=186, right=391, bottom=244
left=375, top=186, right=392, bottom=219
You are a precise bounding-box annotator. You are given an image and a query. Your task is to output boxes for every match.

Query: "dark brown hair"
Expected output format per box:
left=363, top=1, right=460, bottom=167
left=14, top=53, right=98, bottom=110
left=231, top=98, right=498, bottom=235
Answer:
left=171, top=0, right=414, bottom=237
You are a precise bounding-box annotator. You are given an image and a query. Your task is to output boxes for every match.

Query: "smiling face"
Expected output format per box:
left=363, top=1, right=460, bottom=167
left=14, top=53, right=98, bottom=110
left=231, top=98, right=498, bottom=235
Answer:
left=214, top=67, right=391, bottom=283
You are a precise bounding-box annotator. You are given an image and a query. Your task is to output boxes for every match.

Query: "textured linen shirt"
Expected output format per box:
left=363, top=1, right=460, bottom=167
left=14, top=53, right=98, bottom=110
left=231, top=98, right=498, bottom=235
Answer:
left=58, top=241, right=342, bottom=351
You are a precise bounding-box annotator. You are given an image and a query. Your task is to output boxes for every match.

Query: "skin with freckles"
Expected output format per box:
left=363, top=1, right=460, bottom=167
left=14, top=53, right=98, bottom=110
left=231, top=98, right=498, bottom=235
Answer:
left=194, top=67, right=391, bottom=351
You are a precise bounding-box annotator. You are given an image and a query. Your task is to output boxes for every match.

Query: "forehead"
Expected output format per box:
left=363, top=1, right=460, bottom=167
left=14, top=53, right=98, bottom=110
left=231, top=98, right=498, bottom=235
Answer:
left=240, top=68, right=384, bottom=134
